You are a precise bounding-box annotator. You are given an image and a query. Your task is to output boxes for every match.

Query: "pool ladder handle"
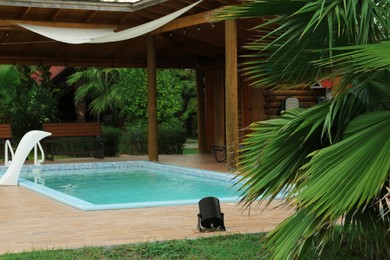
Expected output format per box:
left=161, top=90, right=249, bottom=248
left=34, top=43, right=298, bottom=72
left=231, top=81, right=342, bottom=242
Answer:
left=34, top=141, right=45, bottom=165
left=4, top=139, right=14, bottom=167
left=4, top=140, right=46, bottom=166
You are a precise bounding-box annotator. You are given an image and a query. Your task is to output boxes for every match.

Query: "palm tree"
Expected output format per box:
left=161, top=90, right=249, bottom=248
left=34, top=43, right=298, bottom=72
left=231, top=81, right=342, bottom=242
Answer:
left=67, top=67, right=122, bottom=120
left=217, top=0, right=389, bottom=259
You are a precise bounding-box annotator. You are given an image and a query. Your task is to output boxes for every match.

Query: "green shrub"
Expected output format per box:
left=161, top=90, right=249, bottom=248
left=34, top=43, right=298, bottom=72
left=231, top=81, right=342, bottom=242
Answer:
left=46, top=138, right=102, bottom=158
left=102, top=125, right=121, bottom=156
left=158, top=122, right=187, bottom=154
left=119, top=124, right=148, bottom=155
left=120, top=122, right=187, bottom=155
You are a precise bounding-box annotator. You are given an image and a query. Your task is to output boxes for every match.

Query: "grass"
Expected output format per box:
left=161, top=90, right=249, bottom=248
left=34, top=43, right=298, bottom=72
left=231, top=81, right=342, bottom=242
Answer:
left=183, top=148, right=199, bottom=154
left=0, top=234, right=263, bottom=260
left=0, top=232, right=375, bottom=259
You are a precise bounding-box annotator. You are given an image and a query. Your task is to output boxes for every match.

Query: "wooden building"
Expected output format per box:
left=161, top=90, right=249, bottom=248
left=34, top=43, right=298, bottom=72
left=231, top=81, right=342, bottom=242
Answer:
left=0, top=0, right=325, bottom=166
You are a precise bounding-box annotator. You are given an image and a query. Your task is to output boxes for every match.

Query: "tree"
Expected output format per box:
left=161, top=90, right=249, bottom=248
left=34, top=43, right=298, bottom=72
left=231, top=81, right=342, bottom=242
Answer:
left=67, top=67, right=121, bottom=121
left=7, top=65, right=59, bottom=137
left=67, top=68, right=186, bottom=126
left=217, top=0, right=389, bottom=259
left=0, top=65, right=19, bottom=123
left=175, top=69, right=197, bottom=137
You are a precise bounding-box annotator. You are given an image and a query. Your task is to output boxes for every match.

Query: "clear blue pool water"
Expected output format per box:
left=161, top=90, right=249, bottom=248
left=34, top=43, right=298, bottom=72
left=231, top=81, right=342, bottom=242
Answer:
left=3, top=161, right=241, bottom=210
left=23, top=167, right=238, bottom=204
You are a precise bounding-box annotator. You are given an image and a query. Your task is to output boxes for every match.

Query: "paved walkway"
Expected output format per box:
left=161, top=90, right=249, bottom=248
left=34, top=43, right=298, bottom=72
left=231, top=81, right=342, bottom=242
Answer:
left=0, top=154, right=292, bottom=255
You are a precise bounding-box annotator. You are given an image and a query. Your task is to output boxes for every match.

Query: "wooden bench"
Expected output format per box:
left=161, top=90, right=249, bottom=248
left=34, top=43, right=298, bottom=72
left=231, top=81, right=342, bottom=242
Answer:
left=43, top=122, right=104, bottom=160
left=0, top=124, right=13, bottom=150
left=0, top=124, right=12, bottom=140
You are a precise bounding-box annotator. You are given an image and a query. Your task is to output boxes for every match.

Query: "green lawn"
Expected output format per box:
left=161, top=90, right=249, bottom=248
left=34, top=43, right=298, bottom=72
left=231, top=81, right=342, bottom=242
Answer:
left=0, top=232, right=370, bottom=259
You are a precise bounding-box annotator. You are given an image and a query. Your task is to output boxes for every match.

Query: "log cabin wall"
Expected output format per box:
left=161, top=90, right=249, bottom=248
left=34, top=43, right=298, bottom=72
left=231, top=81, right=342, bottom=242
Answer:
left=264, top=88, right=326, bottom=118
left=201, top=68, right=326, bottom=152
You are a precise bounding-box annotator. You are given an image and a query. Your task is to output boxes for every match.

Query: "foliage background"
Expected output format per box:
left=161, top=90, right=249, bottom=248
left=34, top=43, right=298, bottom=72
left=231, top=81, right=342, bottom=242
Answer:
left=0, top=65, right=60, bottom=138
left=0, top=65, right=195, bottom=155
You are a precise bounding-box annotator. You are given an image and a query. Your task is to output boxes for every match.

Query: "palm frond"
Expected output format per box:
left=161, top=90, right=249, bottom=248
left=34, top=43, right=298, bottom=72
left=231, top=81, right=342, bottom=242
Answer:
left=216, top=0, right=389, bottom=89
left=237, top=103, right=330, bottom=206
left=314, top=41, right=390, bottom=76
left=384, top=187, right=390, bottom=217
left=264, top=208, right=337, bottom=259
left=67, top=68, right=123, bottom=115
left=298, top=111, right=390, bottom=218
left=260, top=111, right=390, bottom=259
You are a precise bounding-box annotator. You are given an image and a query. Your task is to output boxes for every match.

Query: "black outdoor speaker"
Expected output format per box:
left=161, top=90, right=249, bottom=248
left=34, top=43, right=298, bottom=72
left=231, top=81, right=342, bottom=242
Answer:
left=197, top=196, right=226, bottom=232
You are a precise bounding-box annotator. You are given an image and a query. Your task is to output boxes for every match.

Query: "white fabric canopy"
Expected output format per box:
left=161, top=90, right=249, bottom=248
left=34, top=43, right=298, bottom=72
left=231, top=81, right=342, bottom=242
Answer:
left=16, top=25, right=114, bottom=44
left=17, top=0, right=202, bottom=44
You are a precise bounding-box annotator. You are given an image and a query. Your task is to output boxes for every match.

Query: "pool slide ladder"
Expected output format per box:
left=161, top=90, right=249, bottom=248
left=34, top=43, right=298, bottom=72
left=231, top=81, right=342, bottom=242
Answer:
left=0, top=130, right=51, bottom=186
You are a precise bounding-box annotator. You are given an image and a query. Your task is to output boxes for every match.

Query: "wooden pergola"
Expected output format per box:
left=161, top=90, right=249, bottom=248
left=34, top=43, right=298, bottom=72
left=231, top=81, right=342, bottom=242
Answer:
left=0, top=0, right=324, bottom=167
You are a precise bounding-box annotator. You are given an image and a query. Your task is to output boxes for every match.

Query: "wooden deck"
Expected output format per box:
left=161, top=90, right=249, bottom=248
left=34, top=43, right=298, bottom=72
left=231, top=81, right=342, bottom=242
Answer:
left=0, top=154, right=292, bottom=254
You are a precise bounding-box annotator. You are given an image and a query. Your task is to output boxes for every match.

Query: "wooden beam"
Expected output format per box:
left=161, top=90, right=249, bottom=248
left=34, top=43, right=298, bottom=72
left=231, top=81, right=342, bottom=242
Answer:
left=0, top=8, right=222, bottom=34
left=0, top=0, right=139, bottom=12
left=0, top=55, right=199, bottom=68
left=151, top=9, right=219, bottom=35
left=213, top=67, right=225, bottom=148
left=147, top=36, right=159, bottom=162
left=225, top=19, right=238, bottom=169
left=0, top=0, right=213, bottom=13
left=0, top=20, right=117, bottom=30
left=0, top=56, right=146, bottom=68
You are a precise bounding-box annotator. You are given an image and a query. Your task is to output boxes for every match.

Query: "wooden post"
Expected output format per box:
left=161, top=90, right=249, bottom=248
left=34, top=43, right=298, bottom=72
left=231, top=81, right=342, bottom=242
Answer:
left=196, top=68, right=207, bottom=153
left=147, top=36, right=158, bottom=161
left=225, top=19, right=238, bottom=168
left=213, top=67, right=225, bottom=148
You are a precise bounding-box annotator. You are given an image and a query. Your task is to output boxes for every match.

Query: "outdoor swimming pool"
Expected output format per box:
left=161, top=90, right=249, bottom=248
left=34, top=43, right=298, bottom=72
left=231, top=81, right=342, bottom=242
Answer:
left=2, top=161, right=241, bottom=210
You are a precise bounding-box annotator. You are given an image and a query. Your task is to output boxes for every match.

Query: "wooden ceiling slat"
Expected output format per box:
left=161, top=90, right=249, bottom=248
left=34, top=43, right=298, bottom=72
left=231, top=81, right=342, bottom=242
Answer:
left=20, top=7, right=31, bottom=20
left=118, top=12, right=148, bottom=25
left=85, top=10, right=98, bottom=23
left=0, top=0, right=257, bottom=68
left=51, top=9, right=62, bottom=21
